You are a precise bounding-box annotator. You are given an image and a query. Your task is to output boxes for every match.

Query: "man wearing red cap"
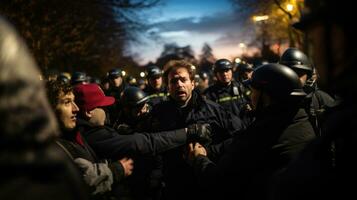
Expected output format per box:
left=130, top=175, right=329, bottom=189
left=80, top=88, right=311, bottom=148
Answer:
left=46, top=80, right=134, bottom=198
left=73, top=83, right=210, bottom=159
left=73, top=83, right=211, bottom=199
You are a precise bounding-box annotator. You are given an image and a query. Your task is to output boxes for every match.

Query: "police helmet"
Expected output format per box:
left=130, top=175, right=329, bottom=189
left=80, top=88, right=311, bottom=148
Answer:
left=194, top=74, right=201, bottom=83
left=237, top=62, right=254, bottom=72
left=57, top=72, right=71, bottom=84
left=71, top=72, right=87, bottom=85
left=121, top=86, right=149, bottom=107
left=200, top=71, right=209, bottom=80
left=126, top=75, right=137, bottom=85
left=250, top=63, right=306, bottom=100
left=280, top=48, right=312, bottom=76
left=108, top=68, right=122, bottom=79
left=213, top=59, right=233, bottom=72
left=146, top=65, right=163, bottom=78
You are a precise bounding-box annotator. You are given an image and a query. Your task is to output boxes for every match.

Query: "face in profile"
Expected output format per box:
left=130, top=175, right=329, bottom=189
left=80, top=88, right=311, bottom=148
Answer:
left=55, top=91, right=79, bottom=131
left=168, top=67, right=194, bottom=105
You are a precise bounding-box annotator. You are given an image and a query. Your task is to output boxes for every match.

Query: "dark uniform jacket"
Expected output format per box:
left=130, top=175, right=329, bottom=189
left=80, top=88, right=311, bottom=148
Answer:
left=204, top=80, right=253, bottom=126
left=145, top=90, right=246, bottom=200
left=303, top=85, right=335, bottom=136
left=193, top=105, right=316, bottom=200
left=271, top=98, right=357, bottom=200
left=112, top=112, right=164, bottom=200
left=144, top=86, right=169, bottom=107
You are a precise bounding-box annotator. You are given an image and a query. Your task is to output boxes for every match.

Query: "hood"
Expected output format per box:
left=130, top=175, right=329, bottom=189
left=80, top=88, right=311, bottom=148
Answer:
left=0, top=17, right=59, bottom=149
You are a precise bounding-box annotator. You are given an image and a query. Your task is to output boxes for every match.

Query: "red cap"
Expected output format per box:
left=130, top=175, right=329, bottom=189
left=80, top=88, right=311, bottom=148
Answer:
left=73, top=84, right=115, bottom=111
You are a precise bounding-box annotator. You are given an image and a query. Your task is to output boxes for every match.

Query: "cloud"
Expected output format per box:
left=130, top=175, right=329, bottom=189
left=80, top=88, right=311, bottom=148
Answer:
left=160, top=31, right=190, bottom=37
left=152, top=12, right=240, bottom=34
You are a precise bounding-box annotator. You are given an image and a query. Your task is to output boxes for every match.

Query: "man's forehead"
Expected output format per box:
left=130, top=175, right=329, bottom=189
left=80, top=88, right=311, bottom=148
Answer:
left=169, top=67, right=189, bottom=76
left=59, top=91, right=75, bottom=100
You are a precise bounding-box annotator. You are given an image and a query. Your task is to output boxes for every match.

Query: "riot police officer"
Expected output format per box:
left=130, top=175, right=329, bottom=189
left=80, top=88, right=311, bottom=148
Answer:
left=113, top=86, right=150, bottom=132
left=144, top=65, right=168, bottom=107
left=271, top=0, right=357, bottom=199
left=204, top=58, right=253, bottom=126
left=106, top=68, right=126, bottom=125
left=280, top=47, right=335, bottom=135
left=71, top=71, right=87, bottom=85
left=112, top=86, right=161, bottom=200
left=236, top=62, right=254, bottom=83
left=187, top=63, right=315, bottom=200
left=107, top=68, right=126, bottom=99
left=57, top=72, right=71, bottom=84
left=194, top=71, right=210, bottom=94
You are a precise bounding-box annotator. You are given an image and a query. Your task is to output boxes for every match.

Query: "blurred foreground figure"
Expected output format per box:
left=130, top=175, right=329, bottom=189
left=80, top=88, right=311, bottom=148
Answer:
left=0, top=17, right=87, bottom=199
left=272, top=0, right=357, bottom=199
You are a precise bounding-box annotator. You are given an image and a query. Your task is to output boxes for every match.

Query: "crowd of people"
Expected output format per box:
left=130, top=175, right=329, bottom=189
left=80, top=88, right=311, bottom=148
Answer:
left=1, top=0, right=355, bottom=199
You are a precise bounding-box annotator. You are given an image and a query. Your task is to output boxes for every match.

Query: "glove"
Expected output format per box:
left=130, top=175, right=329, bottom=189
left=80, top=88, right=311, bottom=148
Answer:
left=186, top=123, right=212, bottom=146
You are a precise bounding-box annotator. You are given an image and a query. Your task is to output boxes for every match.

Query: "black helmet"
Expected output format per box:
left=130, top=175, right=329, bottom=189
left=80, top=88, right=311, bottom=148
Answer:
left=280, top=48, right=312, bottom=76
left=126, top=75, right=137, bottom=85
left=71, top=72, right=87, bottom=85
left=237, top=62, right=254, bottom=72
left=121, top=86, right=149, bottom=107
left=194, top=74, right=201, bottom=83
left=108, top=68, right=122, bottom=79
left=213, top=59, right=233, bottom=72
left=250, top=63, right=306, bottom=100
left=57, top=72, right=71, bottom=84
left=200, top=71, right=209, bottom=80
left=146, top=65, right=163, bottom=78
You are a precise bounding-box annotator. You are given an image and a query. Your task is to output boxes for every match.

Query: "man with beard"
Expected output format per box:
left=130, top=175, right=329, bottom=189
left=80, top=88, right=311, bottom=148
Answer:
left=144, top=59, right=246, bottom=200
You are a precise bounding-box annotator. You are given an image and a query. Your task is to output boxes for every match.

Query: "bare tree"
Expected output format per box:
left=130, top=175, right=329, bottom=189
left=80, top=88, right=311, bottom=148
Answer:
left=0, top=0, right=160, bottom=76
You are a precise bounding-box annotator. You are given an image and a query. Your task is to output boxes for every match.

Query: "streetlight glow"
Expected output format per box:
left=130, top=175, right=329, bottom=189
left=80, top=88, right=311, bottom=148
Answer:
left=235, top=57, right=242, bottom=63
left=140, top=72, right=145, bottom=78
left=239, top=43, right=246, bottom=48
left=253, top=15, right=269, bottom=22
left=121, top=70, right=126, bottom=76
left=286, top=4, right=294, bottom=12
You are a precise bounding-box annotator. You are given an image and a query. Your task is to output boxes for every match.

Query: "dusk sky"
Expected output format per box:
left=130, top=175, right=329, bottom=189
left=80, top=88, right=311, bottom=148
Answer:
left=129, top=0, right=255, bottom=65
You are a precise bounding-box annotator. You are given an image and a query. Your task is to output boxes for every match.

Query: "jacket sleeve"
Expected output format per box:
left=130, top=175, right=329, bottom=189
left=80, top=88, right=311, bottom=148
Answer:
left=74, top=158, right=115, bottom=195
left=83, top=127, right=187, bottom=159
left=209, top=101, right=246, bottom=137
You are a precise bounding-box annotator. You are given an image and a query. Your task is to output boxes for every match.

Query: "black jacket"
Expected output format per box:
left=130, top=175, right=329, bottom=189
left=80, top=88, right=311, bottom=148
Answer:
left=303, top=86, right=335, bottom=136
left=144, top=91, right=246, bottom=200
left=193, top=105, right=316, bottom=200
left=77, top=119, right=187, bottom=160
left=271, top=99, right=357, bottom=200
left=204, top=80, right=253, bottom=126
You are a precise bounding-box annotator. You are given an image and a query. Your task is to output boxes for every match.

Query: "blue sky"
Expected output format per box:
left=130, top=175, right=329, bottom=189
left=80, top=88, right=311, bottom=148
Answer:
left=129, top=0, right=254, bottom=65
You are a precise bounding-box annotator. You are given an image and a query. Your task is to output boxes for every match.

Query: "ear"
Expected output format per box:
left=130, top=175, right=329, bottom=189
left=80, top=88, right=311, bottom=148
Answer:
left=85, top=110, right=93, bottom=118
left=191, top=79, right=195, bottom=89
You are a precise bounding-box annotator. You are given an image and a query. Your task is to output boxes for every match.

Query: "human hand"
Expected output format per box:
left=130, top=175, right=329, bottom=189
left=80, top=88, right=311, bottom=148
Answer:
left=185, top=142, right=207, bottom=165
left=119, top=157, right=134, bottom=176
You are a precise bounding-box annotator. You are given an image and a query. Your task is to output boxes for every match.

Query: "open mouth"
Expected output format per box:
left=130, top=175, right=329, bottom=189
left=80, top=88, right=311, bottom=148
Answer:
left=176, top=91, right=186, bottom=97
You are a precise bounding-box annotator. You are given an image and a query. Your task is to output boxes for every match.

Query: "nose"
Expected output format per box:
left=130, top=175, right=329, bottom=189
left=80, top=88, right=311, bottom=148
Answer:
left=72, top=102, right=79, bottom=112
